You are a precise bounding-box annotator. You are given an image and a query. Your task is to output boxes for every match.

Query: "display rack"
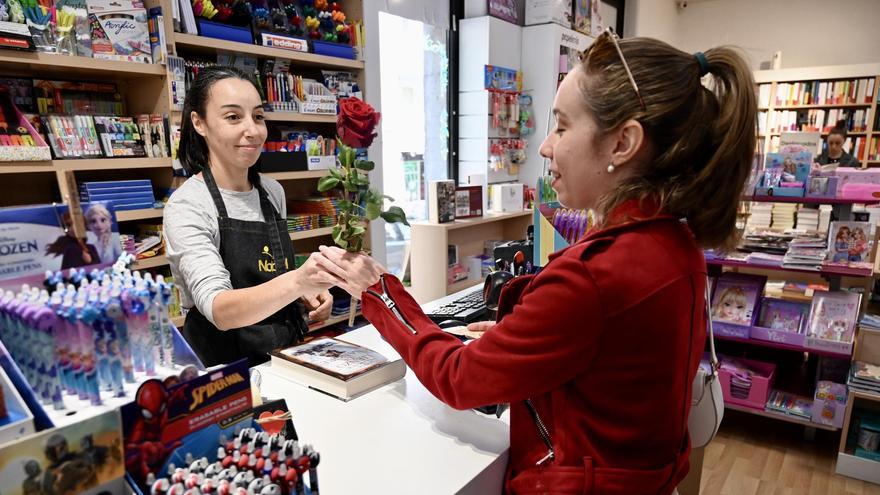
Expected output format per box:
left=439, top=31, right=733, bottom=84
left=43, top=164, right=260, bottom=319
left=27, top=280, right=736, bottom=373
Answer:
left=712, top=193, right=877, bottom=437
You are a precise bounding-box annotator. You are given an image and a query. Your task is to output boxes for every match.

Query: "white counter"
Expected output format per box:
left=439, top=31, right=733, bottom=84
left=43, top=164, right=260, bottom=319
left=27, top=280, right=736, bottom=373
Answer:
left=256, top=287, right=510, bottom=494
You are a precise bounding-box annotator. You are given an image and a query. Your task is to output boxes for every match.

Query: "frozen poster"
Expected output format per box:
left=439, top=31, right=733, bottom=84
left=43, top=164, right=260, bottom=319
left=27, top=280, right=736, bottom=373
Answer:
left=0, top=202, right=121, bottom=282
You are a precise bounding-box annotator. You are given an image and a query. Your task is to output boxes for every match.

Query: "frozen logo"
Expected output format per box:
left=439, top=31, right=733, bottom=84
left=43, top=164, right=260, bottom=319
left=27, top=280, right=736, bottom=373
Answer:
left=104, top=19, right=137, bottom=36
left=0, top=239, right=38, bottom=256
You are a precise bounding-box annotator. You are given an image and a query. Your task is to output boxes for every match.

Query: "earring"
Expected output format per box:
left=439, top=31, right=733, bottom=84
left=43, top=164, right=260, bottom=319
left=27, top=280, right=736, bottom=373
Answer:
left=607, top=163, right=616, bottom=173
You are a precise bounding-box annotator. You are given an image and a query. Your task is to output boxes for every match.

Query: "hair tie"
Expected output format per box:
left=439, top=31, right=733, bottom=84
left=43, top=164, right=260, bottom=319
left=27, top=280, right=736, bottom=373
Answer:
left=693, top=52, right=710, bottom=76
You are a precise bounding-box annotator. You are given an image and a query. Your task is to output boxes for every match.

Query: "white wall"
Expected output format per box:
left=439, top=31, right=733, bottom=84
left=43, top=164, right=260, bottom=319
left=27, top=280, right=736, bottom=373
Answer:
left=625, top=0, right=880, bottom=70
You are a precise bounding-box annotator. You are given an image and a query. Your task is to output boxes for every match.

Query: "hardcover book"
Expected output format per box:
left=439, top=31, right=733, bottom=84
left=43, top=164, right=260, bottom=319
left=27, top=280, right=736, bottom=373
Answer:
left=429, top=180, right=456, bottom=223
left=805, top=291, right=861, bottom=354
left=270, top=337, right=405, bottom=401
left=826, top=221, right=874, bottom=268
left=710, top=273, right=766, bottom=338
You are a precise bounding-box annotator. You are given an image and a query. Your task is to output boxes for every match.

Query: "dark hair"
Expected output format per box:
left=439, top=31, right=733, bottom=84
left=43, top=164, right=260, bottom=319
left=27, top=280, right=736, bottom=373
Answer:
left=828, top=119, right=848, bottom=140
left=178, top=66, right=263, bottom=186
left=578, top=34, right=757, bottom=250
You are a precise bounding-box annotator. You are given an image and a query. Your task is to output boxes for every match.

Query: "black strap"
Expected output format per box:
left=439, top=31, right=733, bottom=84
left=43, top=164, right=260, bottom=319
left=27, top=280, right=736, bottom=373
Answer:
left=202, top=166, right=290, bottom=274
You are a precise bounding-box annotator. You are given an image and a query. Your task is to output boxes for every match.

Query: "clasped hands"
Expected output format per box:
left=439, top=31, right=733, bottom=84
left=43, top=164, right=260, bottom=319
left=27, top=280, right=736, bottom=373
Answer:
left=297, top=246, right=492, bottom=336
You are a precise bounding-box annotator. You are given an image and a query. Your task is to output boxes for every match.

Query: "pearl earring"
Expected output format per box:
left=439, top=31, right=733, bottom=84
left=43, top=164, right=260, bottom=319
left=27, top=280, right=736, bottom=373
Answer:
left=607, top=163, right=616, bottom=173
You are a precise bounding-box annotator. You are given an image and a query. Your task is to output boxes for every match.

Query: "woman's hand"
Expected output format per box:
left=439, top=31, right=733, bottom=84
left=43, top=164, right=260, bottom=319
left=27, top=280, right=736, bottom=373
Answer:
left=295, top=252, right=344, bottom=297
left=303, top=289, right=333, bottom=322
left=466, top=321, right=494, bottom=334
left=315, top=245, right=387, bottom=298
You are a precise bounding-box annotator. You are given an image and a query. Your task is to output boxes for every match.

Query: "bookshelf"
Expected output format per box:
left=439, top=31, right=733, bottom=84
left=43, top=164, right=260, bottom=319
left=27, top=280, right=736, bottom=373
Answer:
left=754, top=63, right=880, bottom=166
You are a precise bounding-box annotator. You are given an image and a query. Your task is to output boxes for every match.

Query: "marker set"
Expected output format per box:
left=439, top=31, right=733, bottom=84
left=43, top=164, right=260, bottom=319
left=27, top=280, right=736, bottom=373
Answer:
left=0, top=263, right=177, bottom=411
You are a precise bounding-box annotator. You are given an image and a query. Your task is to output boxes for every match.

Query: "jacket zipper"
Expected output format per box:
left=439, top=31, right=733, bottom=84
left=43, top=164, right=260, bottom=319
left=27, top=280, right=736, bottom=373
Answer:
left=364, top=275, right=418, bottom=334
left=524, top=399, right=555, bottom=466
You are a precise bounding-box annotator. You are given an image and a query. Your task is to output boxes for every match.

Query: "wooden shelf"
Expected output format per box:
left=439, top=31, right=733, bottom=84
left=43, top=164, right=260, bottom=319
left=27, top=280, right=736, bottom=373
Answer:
left=264, top=112, right=337, bottom=123
left=411, top=210, right=533, bottom=231
left=173, top=33, right=364, bottom=70
left=289, top=226, right=335, bottom=241
left=116, top=208, right=164, bottom=222
left=263, top=170, right=326, bottom=181
left=852, top=389, right=880, bottom=402
left=0, top=51, right=166, bottom=78
left=447, top=278, right=483, bottom=295
left=309, top=311, right=361, bottom=331
left=171, top=315, right=185, bottom=328
left=759, top=103, right=872, bottom=110
left=132, top=255, right=169, bottom=270
left=0, top=157, right=172, bottom=174
left=725, top=402, right=838, bottom=431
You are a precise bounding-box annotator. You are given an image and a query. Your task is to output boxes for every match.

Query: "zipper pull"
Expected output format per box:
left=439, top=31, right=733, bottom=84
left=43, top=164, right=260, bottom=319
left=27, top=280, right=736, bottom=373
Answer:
left=535, top=449, right=555, bottom=466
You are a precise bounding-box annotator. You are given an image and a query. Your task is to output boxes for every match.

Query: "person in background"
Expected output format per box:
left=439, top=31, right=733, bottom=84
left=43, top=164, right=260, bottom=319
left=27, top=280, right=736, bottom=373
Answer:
left=817, top=119, right=861, bottom=168
left=164, top=66, right=339, bottom=367
left=317, top=29, right=757, bottom=494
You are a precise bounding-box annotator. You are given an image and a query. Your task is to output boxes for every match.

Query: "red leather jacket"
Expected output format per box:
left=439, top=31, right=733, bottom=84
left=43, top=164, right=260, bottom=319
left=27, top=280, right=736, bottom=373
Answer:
left=362, top=200, right=707, bottom=494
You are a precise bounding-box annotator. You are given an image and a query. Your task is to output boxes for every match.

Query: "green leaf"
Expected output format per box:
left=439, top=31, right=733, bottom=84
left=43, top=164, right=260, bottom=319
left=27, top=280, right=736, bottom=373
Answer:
left=380, top=206, right=410, bottom=226
left=329, top=167, right=344, bottom=179
left=317, top=176, right=340, bottom=192
left=365, top=201, right=381, bottom=220
left=339, top=146, right=356, bottom=167
left=331, top=225, right=348, bottom=249
left=337, top=199, right=352, bottom=211
left=350, top=225, right=366, bottom=236
left=355, top=160, right=375, bottom=171
left=343, top=180, right=358, bottom=192
left=352, top=175, right=370, bottom=186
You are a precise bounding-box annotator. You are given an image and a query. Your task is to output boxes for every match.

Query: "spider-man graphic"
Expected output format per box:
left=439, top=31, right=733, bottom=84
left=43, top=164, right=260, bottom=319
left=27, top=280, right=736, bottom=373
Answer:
left=125, top=379, right=184, bottom=481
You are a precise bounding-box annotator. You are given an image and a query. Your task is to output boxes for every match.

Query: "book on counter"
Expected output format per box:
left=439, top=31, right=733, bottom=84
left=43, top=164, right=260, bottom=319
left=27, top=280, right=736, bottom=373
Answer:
left=270, top=337, right=405, bottom=401
left=428, top=180, right=456, bottom=223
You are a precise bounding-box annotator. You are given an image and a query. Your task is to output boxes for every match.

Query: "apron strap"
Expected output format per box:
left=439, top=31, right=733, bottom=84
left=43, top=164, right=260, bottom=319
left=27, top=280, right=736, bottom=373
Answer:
left=201, top=166, right=230, bottom=219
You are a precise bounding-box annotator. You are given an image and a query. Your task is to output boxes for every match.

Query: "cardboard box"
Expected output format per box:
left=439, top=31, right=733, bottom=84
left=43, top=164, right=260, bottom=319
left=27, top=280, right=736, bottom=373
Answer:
left=525, top=0, right=572, bottom=28
left=489, top=183, right=525, bottom=213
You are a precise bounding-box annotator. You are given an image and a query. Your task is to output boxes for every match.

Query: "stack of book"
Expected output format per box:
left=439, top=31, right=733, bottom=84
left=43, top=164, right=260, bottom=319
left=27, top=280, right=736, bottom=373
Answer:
left=772, top=203, right=798, bottom=231
left=783, top=233, right=827, bottom=270
left=765, top=390, right=814, bottom=419
left=746, top=203, right=773, bottom=229
left=741, top=230, right=793, bottom=255
left=796, top=207, right=820, bottom=231
left=818, top=205, right=833, bottom=233
left=848, top=361, right=880, bottom=395
left=861, top=313, right=880, bottom=330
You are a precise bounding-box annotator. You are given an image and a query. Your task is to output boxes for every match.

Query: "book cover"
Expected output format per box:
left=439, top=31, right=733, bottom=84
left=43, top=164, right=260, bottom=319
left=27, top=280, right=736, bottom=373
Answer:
left=454, top=185, right=483, bottom=219
left=711, top=273, right=765, bottom=329
left=756, top=298, right=808, bottom=334
left=272, top=338, right=388, bottom=381
left=853, top=361, right=880, bottom=383
left=428, top=180, right=456, bottom=223
left=806, top=291, right=860, bottom=343
left=826, top=221, right=874, bottom=268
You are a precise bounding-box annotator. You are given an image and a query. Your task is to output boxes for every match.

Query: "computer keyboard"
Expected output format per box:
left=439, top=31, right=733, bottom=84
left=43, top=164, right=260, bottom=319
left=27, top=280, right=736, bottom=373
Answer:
left=426, top=289, right=489, bottom=324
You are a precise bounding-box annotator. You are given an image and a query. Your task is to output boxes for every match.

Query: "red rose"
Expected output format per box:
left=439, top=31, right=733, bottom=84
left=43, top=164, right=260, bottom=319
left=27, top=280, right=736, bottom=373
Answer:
left=337, top=97, right=381, bottom=148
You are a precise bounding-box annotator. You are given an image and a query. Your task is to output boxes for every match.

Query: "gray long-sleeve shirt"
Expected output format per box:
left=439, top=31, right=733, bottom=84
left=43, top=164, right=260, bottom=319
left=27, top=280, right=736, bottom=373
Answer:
left=164, top=174, right=287, bottom=325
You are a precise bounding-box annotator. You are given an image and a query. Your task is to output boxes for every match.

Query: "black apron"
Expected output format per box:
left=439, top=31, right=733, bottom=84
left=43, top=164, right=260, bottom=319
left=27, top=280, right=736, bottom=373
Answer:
left=182, top=167, right=307, bottom=367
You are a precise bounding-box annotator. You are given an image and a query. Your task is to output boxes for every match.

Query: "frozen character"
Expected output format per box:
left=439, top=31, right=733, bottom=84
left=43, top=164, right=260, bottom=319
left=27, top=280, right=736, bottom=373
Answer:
left=713, top=286, right=750, bottom=324
left=848, top=227, right=869, bottom=263
left=22, top=460, right=42, bottom=495
left=832, top=226, right=852, bottom=263
left=45, top=212, right=101, bottom=269
left=107, top=337, right=125, bottom=397
left=85, top=204, right=121, bottom=264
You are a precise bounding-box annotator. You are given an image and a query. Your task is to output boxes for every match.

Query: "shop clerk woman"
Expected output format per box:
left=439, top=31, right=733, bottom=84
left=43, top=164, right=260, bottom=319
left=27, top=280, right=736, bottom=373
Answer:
left=164, top=67, right=340, bottom=367
left=317, top=31, right=757, bottom=494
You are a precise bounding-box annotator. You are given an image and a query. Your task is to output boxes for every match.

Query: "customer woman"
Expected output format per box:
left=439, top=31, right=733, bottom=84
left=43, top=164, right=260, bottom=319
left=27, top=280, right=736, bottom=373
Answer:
left=317, top=30, right=756, bottom=494
left=164, top=66, right=338, bottom=366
